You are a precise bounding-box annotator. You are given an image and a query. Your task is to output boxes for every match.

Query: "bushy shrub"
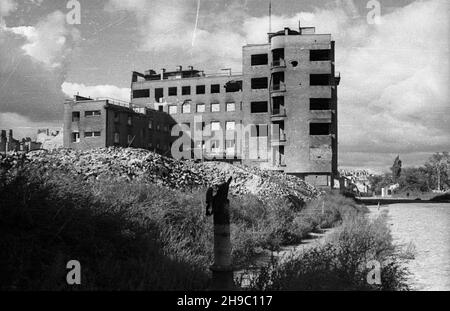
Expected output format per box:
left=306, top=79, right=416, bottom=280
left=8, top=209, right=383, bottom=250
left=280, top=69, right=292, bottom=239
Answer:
left=0, top=168, right=210, bottom=290
left=246, top=214, right=409, bottom=291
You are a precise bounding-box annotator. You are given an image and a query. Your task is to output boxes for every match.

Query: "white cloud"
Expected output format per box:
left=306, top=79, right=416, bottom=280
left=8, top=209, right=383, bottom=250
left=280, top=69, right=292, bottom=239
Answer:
left=106, top=0, right=247, bottom=71
left=0, top=0, right=17, bottom=17
left=104, top=0, right=449, bottom=170
left=0, top=112, right=61, bottom=139
left=0, top=10, right=81, bottom=129
left=7, top=11, right=80, bottom=68
left=61, top=82, right=131, bottom=102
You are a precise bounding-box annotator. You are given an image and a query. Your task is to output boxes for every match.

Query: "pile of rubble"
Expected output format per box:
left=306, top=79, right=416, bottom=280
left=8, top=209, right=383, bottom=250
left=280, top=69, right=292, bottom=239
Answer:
left=1, top=148, right=321, bottom=204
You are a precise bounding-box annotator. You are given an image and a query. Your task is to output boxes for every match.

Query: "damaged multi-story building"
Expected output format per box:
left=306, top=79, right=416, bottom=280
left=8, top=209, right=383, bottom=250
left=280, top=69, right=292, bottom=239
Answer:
left=0, top=129, right=42, bottom=154
left=64, top=26, right=340, bottom=187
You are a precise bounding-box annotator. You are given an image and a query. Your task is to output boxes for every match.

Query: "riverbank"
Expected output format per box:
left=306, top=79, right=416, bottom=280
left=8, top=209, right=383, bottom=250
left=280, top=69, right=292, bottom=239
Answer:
left=369, top=203, right=450, bottom=291
left=358, top=198, right=450, bottom=205
left=243, top=211, right=410, bottom=291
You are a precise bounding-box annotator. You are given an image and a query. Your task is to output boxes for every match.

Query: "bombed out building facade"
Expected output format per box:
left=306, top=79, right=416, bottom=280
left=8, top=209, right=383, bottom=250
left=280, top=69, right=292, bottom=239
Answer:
left=64, top=26, right=340, bottom=187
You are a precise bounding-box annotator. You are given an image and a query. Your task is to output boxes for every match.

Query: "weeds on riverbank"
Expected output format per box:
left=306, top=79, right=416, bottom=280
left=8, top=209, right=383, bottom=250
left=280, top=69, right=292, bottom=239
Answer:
left=0, top=164, right=367, bottom=290
left=246, top=213, right=410, bottom=291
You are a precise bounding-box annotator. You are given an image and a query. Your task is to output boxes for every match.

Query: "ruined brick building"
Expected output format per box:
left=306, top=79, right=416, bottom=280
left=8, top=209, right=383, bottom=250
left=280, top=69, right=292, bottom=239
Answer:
left=64, top=26, right=340, bottom=187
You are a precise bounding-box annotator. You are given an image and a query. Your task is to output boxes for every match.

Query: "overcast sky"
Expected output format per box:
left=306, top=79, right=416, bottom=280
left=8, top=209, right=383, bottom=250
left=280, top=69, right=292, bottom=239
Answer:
left=0, top=0, right=448, bottom=171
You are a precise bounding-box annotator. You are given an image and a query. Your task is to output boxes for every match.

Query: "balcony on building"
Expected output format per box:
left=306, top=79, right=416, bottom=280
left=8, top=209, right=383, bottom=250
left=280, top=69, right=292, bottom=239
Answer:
left=271, top=96, right=287, bottom=121
left=271, top=72, right=286, bottom=93
left=271, top=48, right=285, bottom=70
left=271, top=121, right=287, bottom=146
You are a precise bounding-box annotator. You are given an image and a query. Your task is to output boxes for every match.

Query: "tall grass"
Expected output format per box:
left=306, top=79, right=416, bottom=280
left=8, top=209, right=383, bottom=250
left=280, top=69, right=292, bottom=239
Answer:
left=0, top=163, right=370, bottom=290
left=246, top=213, right=410, bottom=291
left=0, top=168, right=210, bottom=290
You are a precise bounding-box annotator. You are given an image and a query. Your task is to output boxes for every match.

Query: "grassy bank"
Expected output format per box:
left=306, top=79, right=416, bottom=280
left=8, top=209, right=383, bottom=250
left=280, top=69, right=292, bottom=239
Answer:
left=245, top=212, right=410, bottom=291
left=0, top=164, right=370, bottom=290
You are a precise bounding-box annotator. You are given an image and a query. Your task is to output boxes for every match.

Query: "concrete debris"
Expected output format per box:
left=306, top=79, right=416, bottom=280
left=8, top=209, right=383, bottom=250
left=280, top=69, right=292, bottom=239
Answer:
left=1, top=148, right=321, bottom=204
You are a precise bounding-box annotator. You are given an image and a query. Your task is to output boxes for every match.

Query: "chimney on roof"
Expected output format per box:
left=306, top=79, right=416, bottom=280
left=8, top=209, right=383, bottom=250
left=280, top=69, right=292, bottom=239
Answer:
left=176, top=65, right=183, bottom=72
left=7, top=130, right=13, bottom=142
left=188, top=65, right=193, bottom=71
left=284, top=27, right=289, bottom=35
left=160, top=68, right=166, bottom=80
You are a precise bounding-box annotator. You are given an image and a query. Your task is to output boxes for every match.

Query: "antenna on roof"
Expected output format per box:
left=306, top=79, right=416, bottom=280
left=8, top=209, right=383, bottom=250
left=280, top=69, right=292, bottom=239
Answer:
left=269, top=0, right=272, bottom=33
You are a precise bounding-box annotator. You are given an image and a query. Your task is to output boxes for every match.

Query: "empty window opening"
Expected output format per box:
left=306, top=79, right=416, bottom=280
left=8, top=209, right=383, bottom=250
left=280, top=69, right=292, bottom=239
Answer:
left=196, top=85, right=206, bottom=94
left=210, top=121, right=221, bottom=132
left=182, top=86, right=191, bottom=95
left=310, top=74, right=331, bottom=86
left=114, top=133, right=120, bottom=144
left=225, top=80, right=242, bottom=93
left=272, top=72, right=285, bottom=90
left=211, top=84, right=220, bottom=93
left=85, top=110, right=101, bottom=117
left=226, top=102, right=235, bottom=112
left=272, top=121, right=285, bottom=140
left=211, top=103, right=220, bottom=112
left=168, top=87, right=177, bottom=96
left=155, top=88, right=164, bottom=102
left=310, top=123, right=331, bottom=135
left=169, top=105, right=177, bottom=115
left=226, top=121, right=236, bottom=131
left=272, top=48, right=285, bottom=65
left=310, top=98, right=332, bottom=110
left=72, top=112, right=80, bottom=122
left=85, top=131, right=101, bottom=138
left=310, top=49, right=331, bottom=61
left=251, top=101, right=268, bottom=113
left=197, top=104, right=205, bottom=113
left=251, top=77, right=268, bottom=89
left=211, top=140, right=220, bottom=153
left=250, top=124, right=268, bottom=137
left=182, top=103, right=191, bottom=114
left=114, top=112, right=120, bottom=122
left=72, top=132, right=80, bottom=143
left=272, top=96, right=285, bottom=114
left=133, top=89, right=150, bottom=98
left=226, top=140, right=235, bottom=153
left=251, top=54, right=268, bottom=66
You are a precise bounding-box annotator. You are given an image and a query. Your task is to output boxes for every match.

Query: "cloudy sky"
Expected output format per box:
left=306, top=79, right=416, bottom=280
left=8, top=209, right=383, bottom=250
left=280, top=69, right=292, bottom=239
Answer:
left=0, top=0, right=448, bottom=171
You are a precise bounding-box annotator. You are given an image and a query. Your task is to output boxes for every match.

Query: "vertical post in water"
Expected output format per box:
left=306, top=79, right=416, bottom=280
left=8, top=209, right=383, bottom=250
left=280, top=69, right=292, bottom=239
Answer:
left=206, top=177, right=234, bottom=290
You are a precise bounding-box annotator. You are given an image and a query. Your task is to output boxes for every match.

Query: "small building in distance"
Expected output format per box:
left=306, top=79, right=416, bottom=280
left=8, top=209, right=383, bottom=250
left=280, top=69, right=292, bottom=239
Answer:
left=63, top=95, right=174, bottom=154
left=0, top=129, right=42, bottom=153
left=0, top=130, right=20, bottom=153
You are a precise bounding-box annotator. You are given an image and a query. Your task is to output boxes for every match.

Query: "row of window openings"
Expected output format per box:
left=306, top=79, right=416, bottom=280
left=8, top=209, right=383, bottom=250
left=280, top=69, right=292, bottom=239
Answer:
left=251, top=74, right=333, bottom=91
left=250, top=98, right=332, bottom=114
left=134, top=72, right=332, bottom=100
left=71, top=131, right=101, bottom=142
left=168, top=102, right=236, bottom=115
left=250, top=49, right=331, bottom=66
left=72, top=111, right=101, bottom=121
left=134, top=82, right=243, bottom=100
left=72, top=123, right=331, bottom=144
left=181, top=122, right=331, bottom=136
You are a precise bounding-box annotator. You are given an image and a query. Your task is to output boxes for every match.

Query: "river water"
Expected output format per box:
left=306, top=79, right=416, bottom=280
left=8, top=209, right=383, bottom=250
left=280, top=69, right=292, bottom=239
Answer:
left=369, top=203, right=450, bottom=291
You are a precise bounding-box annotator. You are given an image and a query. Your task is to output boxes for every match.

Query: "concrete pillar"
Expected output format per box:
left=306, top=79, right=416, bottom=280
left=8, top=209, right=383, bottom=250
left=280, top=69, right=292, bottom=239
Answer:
left=206, top=177, right=234, bottom=291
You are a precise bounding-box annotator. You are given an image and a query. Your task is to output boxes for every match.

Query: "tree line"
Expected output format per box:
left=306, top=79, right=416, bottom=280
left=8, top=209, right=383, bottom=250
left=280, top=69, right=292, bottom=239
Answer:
left=369, top=152, right=449, bottom=194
